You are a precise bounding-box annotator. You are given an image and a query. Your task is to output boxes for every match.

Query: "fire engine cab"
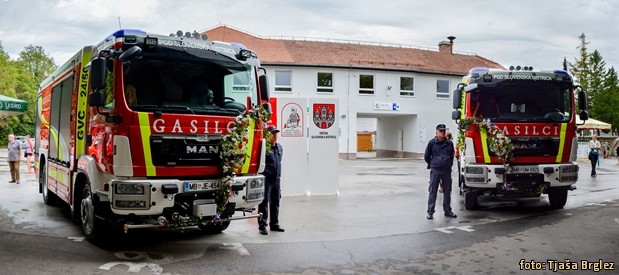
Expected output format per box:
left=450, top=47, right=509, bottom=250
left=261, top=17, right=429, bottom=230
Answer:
left=35, top=29, right=269, bottom=241
left=451, top=67, right=588, bottom=210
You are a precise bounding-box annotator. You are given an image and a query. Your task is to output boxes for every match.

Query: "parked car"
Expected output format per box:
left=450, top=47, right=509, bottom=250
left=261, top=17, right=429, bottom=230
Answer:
left=15, top=136, right=27, bottom=149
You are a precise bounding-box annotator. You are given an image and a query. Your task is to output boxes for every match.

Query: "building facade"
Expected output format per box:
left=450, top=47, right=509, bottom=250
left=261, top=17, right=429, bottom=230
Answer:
left=204, top=25, right=503, bottom=159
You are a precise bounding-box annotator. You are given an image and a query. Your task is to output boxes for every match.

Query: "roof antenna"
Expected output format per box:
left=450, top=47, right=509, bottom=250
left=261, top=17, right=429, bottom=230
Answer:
left=447, top=36, right=456, bottom=44
left=118, top=16, right=122, bottom=29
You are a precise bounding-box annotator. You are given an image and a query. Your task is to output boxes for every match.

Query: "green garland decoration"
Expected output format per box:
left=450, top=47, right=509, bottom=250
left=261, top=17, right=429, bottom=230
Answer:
left=213, top=104, right=271, bottom=220
left=458, top=117, right=514, bottom=164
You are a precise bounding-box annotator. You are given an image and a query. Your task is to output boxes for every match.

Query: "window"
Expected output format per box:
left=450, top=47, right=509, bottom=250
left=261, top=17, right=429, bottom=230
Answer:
left=317, top=72, right=333, bottom=93
left=232, top=73, right=250, bottom=92
left=359, top=74, right=374, bottom=95
left=275, top=71, right=292, bottom=92
left=436, top=79, right=450, bottom=99
left=49, top=76, right=74, bottom=164
left=400, top=77, right=415, bottom=96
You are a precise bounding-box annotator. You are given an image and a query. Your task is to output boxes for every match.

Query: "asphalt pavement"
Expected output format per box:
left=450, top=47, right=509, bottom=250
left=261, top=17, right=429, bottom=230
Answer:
left=0, top=149, right=618, bottom=245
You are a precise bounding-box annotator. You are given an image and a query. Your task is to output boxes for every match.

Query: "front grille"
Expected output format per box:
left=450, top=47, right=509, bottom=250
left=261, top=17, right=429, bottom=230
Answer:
left=150, top=135, right=223, bottom=166
left=489, top=137, right=559, bottom=157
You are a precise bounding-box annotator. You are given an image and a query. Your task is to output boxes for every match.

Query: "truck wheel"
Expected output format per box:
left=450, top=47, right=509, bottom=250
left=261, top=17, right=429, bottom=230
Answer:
left=81, top=184, right=103, bottom=242
left=198, top=221, right=230, bottom=234
left=464, top=190, right=479, bottom=210
left=40, top=161, right=60, bottom=206
left=548, top=188, right=568, bottom=209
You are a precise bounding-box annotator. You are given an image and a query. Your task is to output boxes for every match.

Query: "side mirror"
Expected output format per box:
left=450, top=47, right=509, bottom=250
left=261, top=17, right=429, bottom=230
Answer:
left=259, top=74, right=270, bottom=101
left=577, top=88, right=587, bottom=111
left=119, top=46, right=142, bottom=62
left=88, top=91, right=105, bottom=107
left=89, top=58, right=107, bottom=90
left=452, top=84, right=464, bottom=109
left=452, top=110, right=461, bottom=120
left=579, top=110, right=589, bottom=121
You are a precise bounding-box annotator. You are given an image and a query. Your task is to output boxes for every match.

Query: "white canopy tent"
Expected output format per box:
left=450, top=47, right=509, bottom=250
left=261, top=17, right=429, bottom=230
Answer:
left=576, top=117, right=612, bottom=130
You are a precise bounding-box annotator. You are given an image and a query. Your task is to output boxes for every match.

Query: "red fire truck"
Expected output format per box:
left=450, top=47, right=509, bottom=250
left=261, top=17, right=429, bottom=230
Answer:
left=451, top=67, right=588, bottom=210
left=35, top=29, right=269, bottom=241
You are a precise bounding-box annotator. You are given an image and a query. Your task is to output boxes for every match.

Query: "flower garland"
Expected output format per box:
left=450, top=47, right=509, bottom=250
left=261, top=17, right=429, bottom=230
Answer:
left=213, top=104, right=271, bottom=219
left=458, top=117, right=514, bottom=164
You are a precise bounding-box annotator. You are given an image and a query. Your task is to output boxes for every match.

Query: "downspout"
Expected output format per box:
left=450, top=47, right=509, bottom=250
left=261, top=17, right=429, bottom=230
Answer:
left=347, top=63, right=352, bottom=159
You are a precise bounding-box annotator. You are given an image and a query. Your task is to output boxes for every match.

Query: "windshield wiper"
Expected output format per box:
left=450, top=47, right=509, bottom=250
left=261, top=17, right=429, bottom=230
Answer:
left=132, top=105, right=162, bottom=111
left=195, top=105, right=240, bottom=115
left=161, top=104, right=196, bottom=115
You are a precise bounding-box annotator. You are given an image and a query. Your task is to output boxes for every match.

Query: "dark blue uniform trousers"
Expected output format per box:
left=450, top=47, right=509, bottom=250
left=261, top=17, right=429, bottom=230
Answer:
left=427, top=169, right=453, bottom=215
left=258, top=181, right=281, bottom=228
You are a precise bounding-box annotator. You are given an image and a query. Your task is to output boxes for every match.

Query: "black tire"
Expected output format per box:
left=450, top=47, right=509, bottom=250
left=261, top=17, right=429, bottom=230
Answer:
left=40, top=161, right=60, bottom=206
left=458, top=174, right=465, bottom=196
left=80, top=184, right=104, bottom=242
left=198, top=221, right=230, bottom=234
left=548, top=188, right=568, bottom=209
left=464, top=190, right=479, bottom=210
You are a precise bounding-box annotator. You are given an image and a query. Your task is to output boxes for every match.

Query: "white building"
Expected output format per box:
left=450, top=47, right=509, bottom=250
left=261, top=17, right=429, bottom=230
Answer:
left=205, top=25, right=503, bottom=159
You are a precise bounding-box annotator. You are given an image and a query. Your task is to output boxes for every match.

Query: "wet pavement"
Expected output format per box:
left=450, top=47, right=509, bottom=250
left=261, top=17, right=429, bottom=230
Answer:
left=0, top=149, right=618, bottom=245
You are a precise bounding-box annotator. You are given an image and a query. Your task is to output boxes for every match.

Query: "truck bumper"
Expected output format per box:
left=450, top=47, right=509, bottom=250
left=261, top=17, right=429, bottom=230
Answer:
left=105, top=174, right=265, bottom=216
left=463, top=163, right=578, bottom=190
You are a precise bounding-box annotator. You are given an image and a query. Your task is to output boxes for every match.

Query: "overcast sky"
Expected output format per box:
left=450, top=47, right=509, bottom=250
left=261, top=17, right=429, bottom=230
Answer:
left=1, top=0, right=617, bottom=72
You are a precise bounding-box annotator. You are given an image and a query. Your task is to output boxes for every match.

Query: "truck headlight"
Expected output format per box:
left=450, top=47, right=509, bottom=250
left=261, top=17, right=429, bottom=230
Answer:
left=466, top=166, right=485, bottom=174
left=116, top=183, right=145, bottom=194
left=115, top=200, right=147, bottom=208
left=249, top=178, right=264, bottom=189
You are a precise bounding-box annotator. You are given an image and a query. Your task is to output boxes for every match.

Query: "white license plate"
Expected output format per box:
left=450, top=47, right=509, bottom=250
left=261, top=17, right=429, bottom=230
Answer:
left=511, top=166, right=539, bottom=173
left=184, top=180, right=221, bottom=192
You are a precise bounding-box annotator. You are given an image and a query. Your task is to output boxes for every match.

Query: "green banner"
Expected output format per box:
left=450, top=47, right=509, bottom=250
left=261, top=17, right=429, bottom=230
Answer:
left=0, top=94, right=28, bottom=114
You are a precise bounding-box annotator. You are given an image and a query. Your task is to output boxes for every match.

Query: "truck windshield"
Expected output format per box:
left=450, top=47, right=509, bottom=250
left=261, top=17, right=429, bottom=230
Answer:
left=470, top=84, right=573, bottom=122
left=121, top=50, right=256, bottom=115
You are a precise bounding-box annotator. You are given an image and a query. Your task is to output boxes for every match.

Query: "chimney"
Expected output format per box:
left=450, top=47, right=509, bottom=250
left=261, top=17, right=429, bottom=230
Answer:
left=439, top=36, right=456, bottom=54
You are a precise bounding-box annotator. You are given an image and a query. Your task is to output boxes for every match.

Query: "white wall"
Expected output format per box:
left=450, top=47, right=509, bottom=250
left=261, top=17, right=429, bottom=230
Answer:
left=265, top=65, right=462, bottom=155
left=357, top=118, right=376, bottom=132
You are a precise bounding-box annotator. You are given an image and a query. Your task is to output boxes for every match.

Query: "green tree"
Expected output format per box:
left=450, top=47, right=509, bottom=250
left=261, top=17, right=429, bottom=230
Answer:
left=587, top=50, right=606, bottom=111
left=596, top=67, right=619, bottom=135
left=568, top=33, right=619, bottom=135
left=17, top=45, right=57, bottom=83
left=0, top=41, right=45, bottom=146
left=568, top=33, right=591, bottom=92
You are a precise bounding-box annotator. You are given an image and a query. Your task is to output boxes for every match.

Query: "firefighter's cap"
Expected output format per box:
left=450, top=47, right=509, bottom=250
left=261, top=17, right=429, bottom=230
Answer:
left=266, top=125, right=280, bottom=133
left=436, top=124, right=447, bottom=131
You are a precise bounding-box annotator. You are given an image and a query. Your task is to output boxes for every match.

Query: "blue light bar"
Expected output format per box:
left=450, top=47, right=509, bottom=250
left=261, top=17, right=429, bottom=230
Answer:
left=470, top=67, right=489, bottom=74
left=553, top=70, right=569, bottom=76
left=230, top=42, right=248, bottom=50
left=111, top=29, right=147, bottom=37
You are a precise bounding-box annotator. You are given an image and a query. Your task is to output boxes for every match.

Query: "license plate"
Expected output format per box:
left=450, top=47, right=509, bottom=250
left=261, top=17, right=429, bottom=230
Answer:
left=184, top=180, right=221, bottom=192
left=510, top=166, right=539, bottom=173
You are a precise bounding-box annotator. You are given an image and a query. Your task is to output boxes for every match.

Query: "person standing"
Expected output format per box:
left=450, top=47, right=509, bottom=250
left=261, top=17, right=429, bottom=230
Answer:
left=589, top=135, right=601, bottom=177
left=613, top=136, right=619, bottom=165
left=438, top=131, right=455, bottom=193
left=7, top=134, right=22, bottom=184
left=602, top=141, right=610, bottom=158
left=24, top=135, right=34, bottom=174
left=424, top=124, right=457, bottom=219
left=258, top=126, right=285, bottom=235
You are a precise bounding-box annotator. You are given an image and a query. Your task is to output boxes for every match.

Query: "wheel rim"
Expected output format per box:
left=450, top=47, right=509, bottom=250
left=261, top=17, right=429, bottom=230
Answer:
left=42, top=165, right=48, bottom=198
left=81, top=188, right=94, bottom=235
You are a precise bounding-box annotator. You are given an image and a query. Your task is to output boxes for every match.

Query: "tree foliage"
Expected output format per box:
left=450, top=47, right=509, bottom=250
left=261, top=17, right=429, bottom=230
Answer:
left=18, top=45, right=57, bottom=83
left=568, top=33, right=619, bottom=135
left=0, top=41, right=48, bottom=147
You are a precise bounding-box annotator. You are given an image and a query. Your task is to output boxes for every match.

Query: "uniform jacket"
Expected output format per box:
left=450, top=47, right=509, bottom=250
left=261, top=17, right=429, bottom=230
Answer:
left=262, top=143, right=283, bottom=184
left=424, top=137, right=454, bottom=172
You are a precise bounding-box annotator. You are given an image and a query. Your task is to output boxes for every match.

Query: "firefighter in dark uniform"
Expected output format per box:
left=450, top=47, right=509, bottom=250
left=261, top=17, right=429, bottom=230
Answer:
left=424, top=124, right=457, bottom=219
left=258, top=126, right=285, bottom=235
